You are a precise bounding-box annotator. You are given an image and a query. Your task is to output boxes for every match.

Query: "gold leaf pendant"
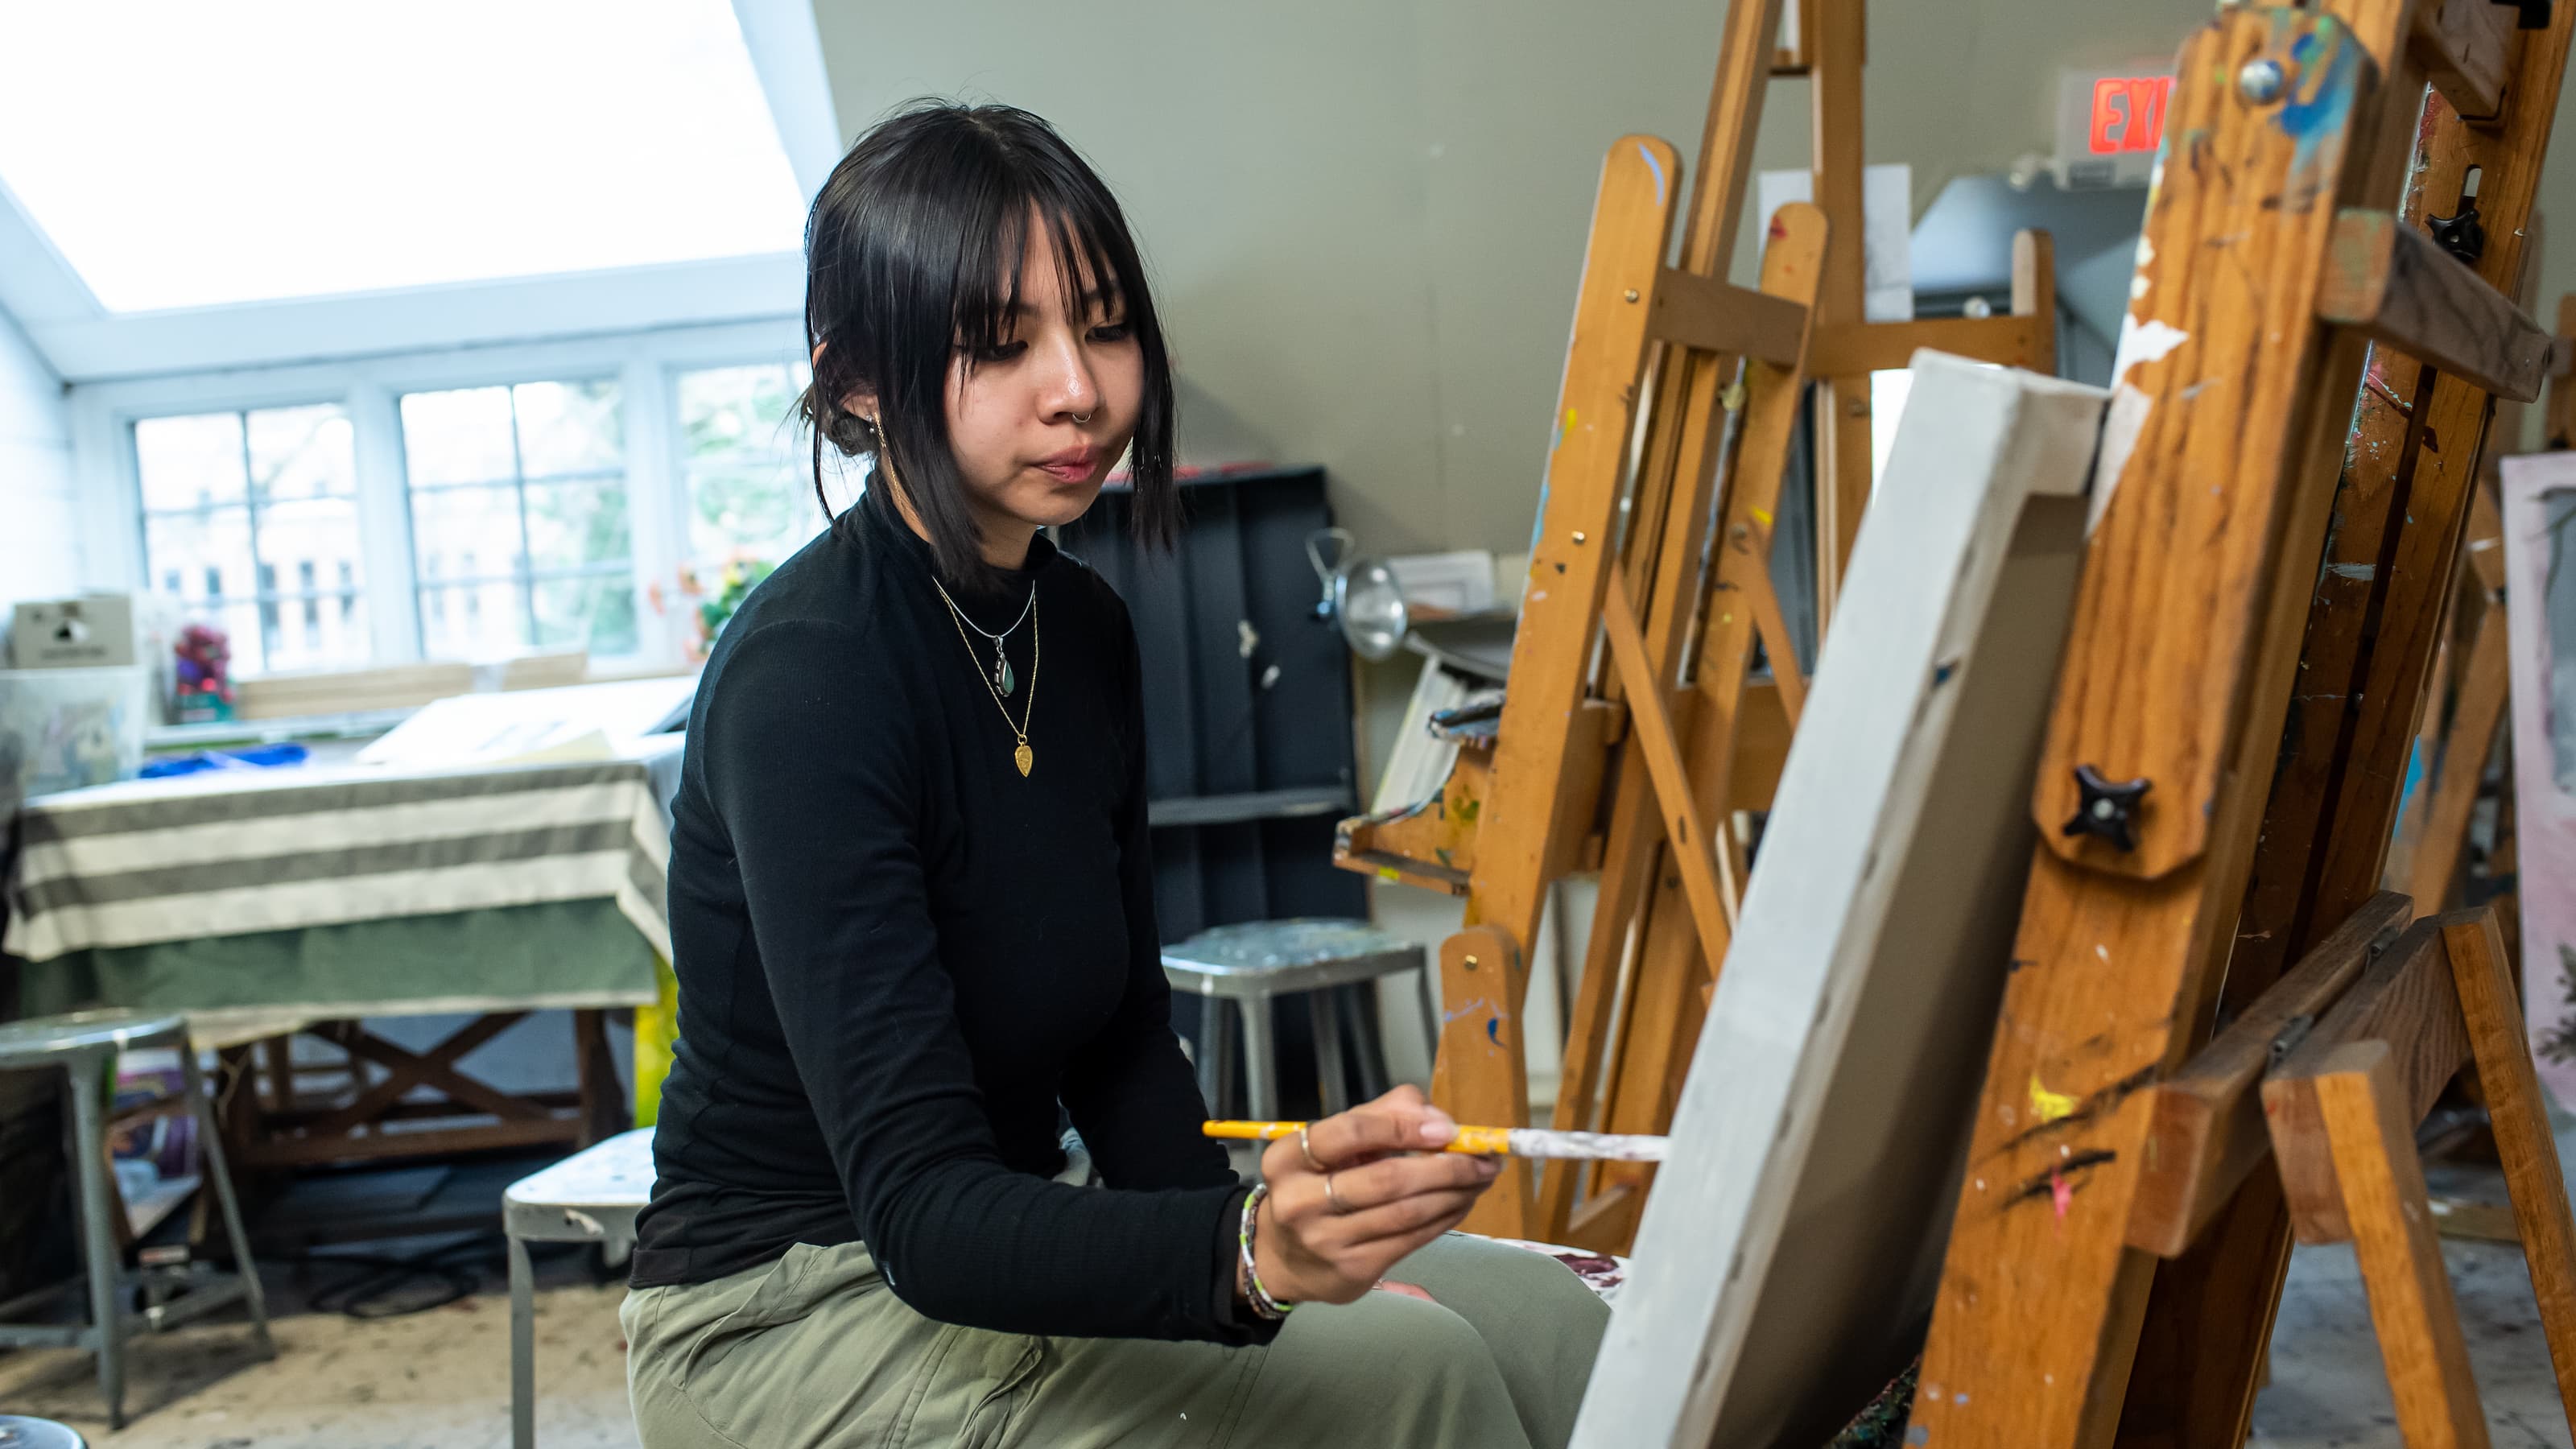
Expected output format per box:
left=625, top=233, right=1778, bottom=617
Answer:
left=1014, top=743, right=1034, bottom=777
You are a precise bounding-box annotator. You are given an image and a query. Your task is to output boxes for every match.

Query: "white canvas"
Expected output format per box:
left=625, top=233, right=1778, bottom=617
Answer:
left=2499, top=452, right=2576, bottom=1109
left=1569, top=353, right=2107, bottom=1448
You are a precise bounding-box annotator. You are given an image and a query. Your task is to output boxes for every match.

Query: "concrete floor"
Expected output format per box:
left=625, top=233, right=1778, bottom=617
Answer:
left=2, top=1183, right=2573, bottom=1447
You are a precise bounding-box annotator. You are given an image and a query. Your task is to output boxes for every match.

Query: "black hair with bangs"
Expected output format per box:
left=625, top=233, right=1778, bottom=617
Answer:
left=797, top=101, right=1179, bottom=593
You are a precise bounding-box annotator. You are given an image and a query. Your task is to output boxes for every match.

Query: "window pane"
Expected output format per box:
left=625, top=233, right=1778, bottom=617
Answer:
left=687, top=463, right=810, bottom=565
left=143, top=508, right=254, bottom=608
left=401, top=386, right=518, bottom=486
left=514, top=379, right=623, bottom=478
left=419, top=580, right=523, bottom=662
left=400, top=378, right=638, bottom=663
left=679, top=362, right=819, bottom=568
left=249, top=403, right=357, bottom=502
left=535, top=574, right=638, bottom=656
left=411, top=484, right=523, bottom=584
left=255, top=496, right=365, bottom=674
left=135, top=412, right=248, bottom=510
left=213, top=601, right=270, bottom=677
left=524, top=480, right=630, bottom=572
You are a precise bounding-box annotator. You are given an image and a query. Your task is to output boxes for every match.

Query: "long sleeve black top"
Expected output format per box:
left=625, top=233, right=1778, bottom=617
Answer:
left=630, top=484, right=1268, bottom=1345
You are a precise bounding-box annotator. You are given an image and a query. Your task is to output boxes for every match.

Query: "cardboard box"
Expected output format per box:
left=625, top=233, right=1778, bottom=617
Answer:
left=10, top=596, right=138, bottom=670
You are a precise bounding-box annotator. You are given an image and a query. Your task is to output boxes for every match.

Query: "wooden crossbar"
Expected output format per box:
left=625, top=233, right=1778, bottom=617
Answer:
left=1805, top=312, right=2051, bottom=376
left=1645, top=269, right=1808, bottom=364
left=2317, top=208, right=2553, bottom=399
left=2412, top=0, right=2515, bottom=119
left=2126, top=891, right=2412, bottom=1257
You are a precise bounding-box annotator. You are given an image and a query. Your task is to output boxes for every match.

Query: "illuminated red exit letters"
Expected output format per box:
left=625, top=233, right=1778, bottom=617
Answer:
left=2089, top=76, right=2173, bottom=155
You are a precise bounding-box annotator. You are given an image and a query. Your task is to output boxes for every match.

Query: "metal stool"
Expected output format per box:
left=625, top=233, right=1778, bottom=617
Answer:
left=1162, top=919, right=1436, bottom=1119
left=503, top=1127, right=653, bottom=1449
left=0, top=1011, right=270, bottom=1430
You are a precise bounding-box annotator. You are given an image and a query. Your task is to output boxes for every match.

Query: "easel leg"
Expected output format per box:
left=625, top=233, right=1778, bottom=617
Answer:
left=2313, top=1042, right=2491, bottom=1449
left=2442, top=909, right=2576, bottom=1436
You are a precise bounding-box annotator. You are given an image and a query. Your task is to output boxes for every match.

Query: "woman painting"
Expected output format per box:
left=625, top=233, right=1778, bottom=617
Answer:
left=622, top=101, right=1608, bottom=1448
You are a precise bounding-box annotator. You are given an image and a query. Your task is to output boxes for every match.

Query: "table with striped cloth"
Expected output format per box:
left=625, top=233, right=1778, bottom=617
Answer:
left=4, top=745, right=676, bottom=1018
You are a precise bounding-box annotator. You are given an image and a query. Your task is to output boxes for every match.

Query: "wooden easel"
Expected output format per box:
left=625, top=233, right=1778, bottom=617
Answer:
left=1899, top=2, right=2574, bottom=1446
left=2124, top=898, right=2576, bottom=1447
left=1335, top=0, right=2057, bottom=1245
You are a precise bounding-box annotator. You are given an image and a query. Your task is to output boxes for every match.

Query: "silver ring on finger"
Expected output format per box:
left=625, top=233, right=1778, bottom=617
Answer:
left=1325, top=1171, right=1348, bottom=1214
left=1298, top=1124, right=1325, bottom=1174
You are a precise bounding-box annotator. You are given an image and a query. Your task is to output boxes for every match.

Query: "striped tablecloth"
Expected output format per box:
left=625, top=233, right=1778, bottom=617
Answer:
left=4, top=747, right=675, bottom=968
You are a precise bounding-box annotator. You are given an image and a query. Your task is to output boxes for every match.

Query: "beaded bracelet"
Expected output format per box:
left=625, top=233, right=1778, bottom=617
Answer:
left=1237, top=1183, right=1294, bottom=1320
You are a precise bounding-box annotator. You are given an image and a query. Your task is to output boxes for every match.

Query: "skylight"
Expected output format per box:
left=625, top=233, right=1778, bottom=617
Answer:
left=0, top=1, right=808, bottom=313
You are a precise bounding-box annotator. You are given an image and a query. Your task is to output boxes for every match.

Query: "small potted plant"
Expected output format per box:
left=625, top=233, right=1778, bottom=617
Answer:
left=171, top=623, right=233, bottom=723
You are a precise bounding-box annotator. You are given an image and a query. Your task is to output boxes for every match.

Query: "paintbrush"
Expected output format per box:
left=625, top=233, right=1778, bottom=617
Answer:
left=1203, top=1120, right=1669, bottom=1162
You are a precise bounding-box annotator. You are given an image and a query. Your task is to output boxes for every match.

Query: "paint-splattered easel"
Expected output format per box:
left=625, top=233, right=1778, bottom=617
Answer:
left=1901, top=2, right=2576, bottom=1446
left=1332, top=0, right=2058, bottom=1246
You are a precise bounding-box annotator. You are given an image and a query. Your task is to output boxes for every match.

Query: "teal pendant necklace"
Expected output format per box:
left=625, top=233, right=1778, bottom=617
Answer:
left=934, top=579, right=1035, bottom=696
left=934, top=577, right=1041, bottom=777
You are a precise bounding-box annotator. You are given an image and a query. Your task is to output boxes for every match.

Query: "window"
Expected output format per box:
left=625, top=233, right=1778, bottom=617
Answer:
left=134, top=403, right=366, bottom=675
left=0, top=2, right=803, bottom=312
left=401, top=379, right=638, bottom=661
left=678, top=361, right=823, bottom=574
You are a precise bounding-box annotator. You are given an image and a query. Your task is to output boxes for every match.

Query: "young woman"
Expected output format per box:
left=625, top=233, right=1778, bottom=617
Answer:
left=622, top=101, right=1608, bottom=1448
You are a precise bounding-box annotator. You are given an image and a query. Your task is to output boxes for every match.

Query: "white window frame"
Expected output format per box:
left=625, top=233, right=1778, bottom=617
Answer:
left=66, top=316, right=814, bottom=675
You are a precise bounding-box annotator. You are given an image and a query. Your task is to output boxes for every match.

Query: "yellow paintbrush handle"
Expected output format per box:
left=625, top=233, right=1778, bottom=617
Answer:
left=1201, top=1120, right=1311, bottom=1143
left=1201, top=1119, right=1509, bottom=1154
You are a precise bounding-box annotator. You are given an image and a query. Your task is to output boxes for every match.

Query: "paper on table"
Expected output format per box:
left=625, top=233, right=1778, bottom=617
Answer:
left=357, top=675, right=695, bottom=770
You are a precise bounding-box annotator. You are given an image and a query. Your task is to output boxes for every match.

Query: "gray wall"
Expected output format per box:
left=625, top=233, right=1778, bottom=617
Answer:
left=809, top=0, right=2214, bottom=559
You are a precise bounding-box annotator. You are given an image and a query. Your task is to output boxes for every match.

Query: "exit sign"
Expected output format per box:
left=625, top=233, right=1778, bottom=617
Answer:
left=2055, top=67, right=2175, bottom=188
left=2089, top=75, right=2174, bottom=155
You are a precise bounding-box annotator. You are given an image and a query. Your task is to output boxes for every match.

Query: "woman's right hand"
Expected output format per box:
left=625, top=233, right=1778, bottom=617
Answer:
left=1249, top=1085, right=1501, bottom=1307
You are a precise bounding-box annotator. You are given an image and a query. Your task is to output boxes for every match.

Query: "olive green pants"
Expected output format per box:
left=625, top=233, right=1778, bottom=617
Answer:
left=621, top=1232, right=1608, bottom=1448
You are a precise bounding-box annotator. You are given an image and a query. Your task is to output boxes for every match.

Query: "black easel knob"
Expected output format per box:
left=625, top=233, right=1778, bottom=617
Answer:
left=2062, top=765, right=2152, bottom=854
left=2429, top=201, right=2487, bottom=266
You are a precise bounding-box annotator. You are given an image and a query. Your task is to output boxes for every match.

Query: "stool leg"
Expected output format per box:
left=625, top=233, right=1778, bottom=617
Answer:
left=180, top=1044, right=272, bottom=1354
left=1241, top=996, right=1282, bottom=1122
left=1416, top=964, right=1442, bottom=1071
left=1199, top=999, right=1235, bottom=1118
left=510, top=1232, right=538, bottom=1449
left=65, top=1052, right=127, bottom=1430
left=1344, top=986, right=1391, bottom=1101
left=1313, top=991, right=1349, bottom=1115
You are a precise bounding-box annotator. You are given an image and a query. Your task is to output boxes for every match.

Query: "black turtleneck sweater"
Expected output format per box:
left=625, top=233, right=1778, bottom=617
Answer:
left=631, top=485, right=1266, bottom=1346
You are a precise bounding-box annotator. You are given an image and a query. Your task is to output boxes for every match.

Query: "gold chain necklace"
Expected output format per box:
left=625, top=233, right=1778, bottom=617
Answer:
left=934, top=579, right=1039, bottom=777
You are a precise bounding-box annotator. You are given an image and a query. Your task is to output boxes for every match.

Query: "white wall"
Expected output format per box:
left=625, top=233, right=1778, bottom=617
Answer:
left=0, top=303, right=79, bottom=624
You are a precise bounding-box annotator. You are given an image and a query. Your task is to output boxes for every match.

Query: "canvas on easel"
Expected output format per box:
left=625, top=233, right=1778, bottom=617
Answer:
left=2500, top=450, right=2576, bottom=1108
left=1570, top=352, right=2106, bottom=1449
